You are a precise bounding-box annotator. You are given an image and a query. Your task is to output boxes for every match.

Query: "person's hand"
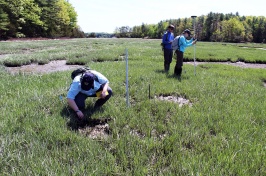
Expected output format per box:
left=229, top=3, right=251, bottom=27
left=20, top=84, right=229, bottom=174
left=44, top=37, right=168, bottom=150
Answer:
left=193, top=40, right=197, bottom=45
left=169, top=40, right=173, bottom=44
left=100, top=91, right=107, bottom=99
left=76, top=110, right=84, bottom=119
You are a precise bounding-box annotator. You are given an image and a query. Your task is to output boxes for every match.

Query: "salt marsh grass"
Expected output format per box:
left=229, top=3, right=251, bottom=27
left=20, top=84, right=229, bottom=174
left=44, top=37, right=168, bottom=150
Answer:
left=0, top=39, right=265, bottom=175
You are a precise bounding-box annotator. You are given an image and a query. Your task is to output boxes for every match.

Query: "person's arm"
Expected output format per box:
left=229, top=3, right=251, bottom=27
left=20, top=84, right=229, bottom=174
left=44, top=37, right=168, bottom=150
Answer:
left=180, top=37, right=195, bottom=47
left=170, top=33, right=174, bottom=43
left=90, top=71, right=109, bottom=99
left=67, top=98, right=84, bottom=118
left=67, top=81, right=84, bottom=118
left=100, top=83, right=109, bottom=99
left=162, top=33, right=167, bottom=44
left=162, top=32, right=173, bottom=44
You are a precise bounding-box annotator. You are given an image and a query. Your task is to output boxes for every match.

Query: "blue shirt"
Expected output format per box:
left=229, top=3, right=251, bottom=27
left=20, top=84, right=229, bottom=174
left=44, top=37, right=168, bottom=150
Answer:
left=162, top=31, right=174, bottom=50
left=179, top=35, right=194, bottom=53
left=67, top=70, right=109, bottom=99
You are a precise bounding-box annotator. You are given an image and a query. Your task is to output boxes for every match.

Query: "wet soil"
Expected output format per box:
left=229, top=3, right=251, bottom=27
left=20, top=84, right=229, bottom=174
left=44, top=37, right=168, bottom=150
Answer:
left=5, top=60, right=81, bottom=74
left=186, top=61, right=266, bottom=69
left=4, top=60, right=266, bottom=75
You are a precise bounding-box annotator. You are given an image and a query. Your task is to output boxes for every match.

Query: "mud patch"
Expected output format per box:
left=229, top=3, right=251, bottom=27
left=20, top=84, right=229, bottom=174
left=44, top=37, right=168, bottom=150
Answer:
left=239, top=46, right=266, bottom=50
left=155, top=95, right=192, bottom=107
left=210, top=128, right=217, bottom=136
left=182, top=141, right=194, bottom=150
left=5, top=60, right=81, bottom=74
left=186, top=61, right=266, bottom=69
left=0, top=54, right=9, bottom=59
left=129, top=129, right=146, bottom=138
left=78, top=118, right=112, bottom=139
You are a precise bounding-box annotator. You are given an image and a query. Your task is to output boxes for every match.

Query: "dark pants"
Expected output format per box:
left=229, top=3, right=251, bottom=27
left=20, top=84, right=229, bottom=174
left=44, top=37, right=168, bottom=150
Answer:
left=163, top=49, right=173, bottom=71
left=74, top=87, right=113, bottom=109
left=174, top=50, right=184, bottom=75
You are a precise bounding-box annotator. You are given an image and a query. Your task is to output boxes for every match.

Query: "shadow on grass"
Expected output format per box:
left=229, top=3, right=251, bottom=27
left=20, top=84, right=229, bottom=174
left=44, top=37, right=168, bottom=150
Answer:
left=263, top=79, right=266, bottom=88
left=154, top=69, right=167, bottom=74
left=61, top=104, right=112, bottom=131
left=166, top=73, right=190, bottom=82
left=154, top=69, right=190, bottom=81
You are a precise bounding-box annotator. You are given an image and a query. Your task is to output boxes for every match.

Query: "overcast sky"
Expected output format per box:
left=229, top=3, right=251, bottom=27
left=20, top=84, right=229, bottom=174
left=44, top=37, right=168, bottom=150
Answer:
left=69, top=0, right=266, bottom=33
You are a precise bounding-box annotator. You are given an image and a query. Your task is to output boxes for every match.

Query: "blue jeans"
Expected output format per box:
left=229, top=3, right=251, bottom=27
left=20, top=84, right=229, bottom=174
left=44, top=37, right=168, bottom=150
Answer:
left=74, top=86, right=113, bottom=109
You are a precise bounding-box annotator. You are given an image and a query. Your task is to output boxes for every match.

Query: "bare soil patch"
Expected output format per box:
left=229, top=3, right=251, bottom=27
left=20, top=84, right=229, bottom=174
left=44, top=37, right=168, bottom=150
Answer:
left=155, top=95, right=192, bottom=107
left=5, top=60, right=81, bottom=74
left=78, top=118, right=112, bottom=139
left=0, top=54, right=9, bottom=59
left=4, top=60, right=266, bottom=75
left=79, top=124, right=110, bottom=139
left=186, top=61, right=266, bottom=69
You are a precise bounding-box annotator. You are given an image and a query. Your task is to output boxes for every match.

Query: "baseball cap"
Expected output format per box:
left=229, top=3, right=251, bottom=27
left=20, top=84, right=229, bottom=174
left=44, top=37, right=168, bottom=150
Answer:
left=183, top=29, right=191, bottom=36
left=81, top=72, right=94, bottom=90
left=168, top=24, right=175, bottom=30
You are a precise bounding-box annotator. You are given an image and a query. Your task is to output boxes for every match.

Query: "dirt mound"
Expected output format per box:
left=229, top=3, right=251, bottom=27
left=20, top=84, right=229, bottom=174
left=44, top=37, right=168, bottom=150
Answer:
left=5, top=60, right=81, bottom=74
left=155, top=95, right=192, bottom=107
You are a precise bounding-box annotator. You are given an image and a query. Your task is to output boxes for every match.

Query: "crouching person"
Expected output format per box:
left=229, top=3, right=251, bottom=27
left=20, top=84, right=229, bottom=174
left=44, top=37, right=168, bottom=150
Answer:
left=67, top=70, right=112, bottom=119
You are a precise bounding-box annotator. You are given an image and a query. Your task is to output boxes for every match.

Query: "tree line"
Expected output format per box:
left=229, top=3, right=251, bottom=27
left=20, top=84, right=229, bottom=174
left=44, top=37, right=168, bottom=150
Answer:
left=115, top=12, right=266, bottom=43
left=0, top=0, right=84, bottom=39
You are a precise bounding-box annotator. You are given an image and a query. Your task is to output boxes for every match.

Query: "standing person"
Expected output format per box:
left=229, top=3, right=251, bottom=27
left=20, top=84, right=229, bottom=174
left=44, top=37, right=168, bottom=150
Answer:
left=174, top=29, right=197, bottom=77
left=162, top=24, right=175, bottom=72
left=67, top=70, right=112, bottom=119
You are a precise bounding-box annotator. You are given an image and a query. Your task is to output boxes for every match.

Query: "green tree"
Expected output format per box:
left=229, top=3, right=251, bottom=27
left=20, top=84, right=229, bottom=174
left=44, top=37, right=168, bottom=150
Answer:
left=252, top=16, right=266, bottom=43
left=203, top=12, right=214, bottom=41
left=221, top=18, right=245, bottom=42
left=196, top=15, right=205, bottom=40
left=2, top=0, right=43, bottom=37
left=146, top=24, right=156, bottom=38
left=243, top=17, right=253, bottom=42
left=0, top=4, right=9, bottom=39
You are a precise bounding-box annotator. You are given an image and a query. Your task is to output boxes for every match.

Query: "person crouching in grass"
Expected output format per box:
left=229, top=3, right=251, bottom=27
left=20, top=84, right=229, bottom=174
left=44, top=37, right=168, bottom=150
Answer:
left=67, top=70, right=112, bottom=119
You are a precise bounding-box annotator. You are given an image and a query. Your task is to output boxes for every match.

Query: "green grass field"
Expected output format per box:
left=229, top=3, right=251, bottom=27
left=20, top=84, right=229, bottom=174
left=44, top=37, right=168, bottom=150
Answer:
left=0, top=39, right=265, bottom=175
left=0, top=38, right=266, bottom=67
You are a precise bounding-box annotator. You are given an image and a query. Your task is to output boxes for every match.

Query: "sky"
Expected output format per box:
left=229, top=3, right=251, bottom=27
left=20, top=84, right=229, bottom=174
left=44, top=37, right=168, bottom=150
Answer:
left=69, top=0, right=266, bottom=33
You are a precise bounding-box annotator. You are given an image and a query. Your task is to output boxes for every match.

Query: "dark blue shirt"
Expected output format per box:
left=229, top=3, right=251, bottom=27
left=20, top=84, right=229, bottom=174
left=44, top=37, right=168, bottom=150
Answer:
left=162, top=31, right=174, bottom=50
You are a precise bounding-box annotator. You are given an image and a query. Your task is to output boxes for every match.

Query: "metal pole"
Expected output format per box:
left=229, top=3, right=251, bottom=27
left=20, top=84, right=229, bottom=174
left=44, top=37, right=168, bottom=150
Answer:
left=191, top=16, right=197, bottom=76
left=125, top=48, right=130, bottom=107
left=149, top=84, right=151, bottom=99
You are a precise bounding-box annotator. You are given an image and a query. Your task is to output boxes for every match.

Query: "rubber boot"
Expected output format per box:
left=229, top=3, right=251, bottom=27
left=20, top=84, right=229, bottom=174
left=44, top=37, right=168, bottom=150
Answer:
left=174, top=66, right=181, bottom=75
left=165, top=64, right=170, bottom=72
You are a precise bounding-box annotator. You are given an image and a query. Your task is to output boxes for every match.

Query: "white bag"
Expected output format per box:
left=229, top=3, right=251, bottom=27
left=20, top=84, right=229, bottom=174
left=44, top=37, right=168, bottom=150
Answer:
left=171, top=36, right=180, bottom=50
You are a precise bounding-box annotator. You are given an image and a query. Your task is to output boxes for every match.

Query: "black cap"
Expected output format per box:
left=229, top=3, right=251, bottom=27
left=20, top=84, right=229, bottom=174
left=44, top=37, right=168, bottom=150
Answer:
left=81, top=72, right=94, bottom=90
left=168, top=24, right=175, bottom=29
left=183, top=29, right=191, bottom=36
